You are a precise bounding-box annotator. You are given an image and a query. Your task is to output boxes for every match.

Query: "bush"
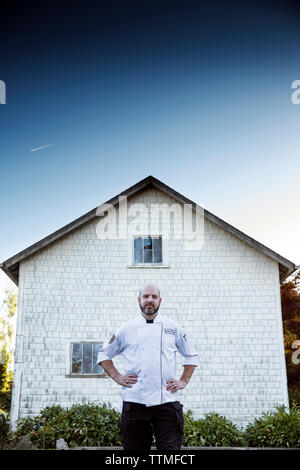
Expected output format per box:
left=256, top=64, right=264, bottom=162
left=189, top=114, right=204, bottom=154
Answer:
left=0, top=348, right=8, bottom=391
left=289, top=387, right=300, bottom=408
left=0, top=409, right=9, bottom=449
left=245, top=405, right=300, bottom=448
left=183, top=410, right=247, bottom=447
left=12, top=402, right=122, bottom=449
left=0, top=387, right=12, bottom=413
left=7, top=402, right=300, bottom=449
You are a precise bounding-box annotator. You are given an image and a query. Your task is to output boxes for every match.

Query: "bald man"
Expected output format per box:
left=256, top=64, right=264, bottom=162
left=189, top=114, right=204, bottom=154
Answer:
left=97, top=284, right=198, bottom=452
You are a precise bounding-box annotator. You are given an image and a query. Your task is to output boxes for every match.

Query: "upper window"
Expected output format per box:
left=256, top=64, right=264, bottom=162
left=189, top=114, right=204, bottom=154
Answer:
left=134, top=236, right=162, bottom=264
left=71, top=342, right=104, bottom=375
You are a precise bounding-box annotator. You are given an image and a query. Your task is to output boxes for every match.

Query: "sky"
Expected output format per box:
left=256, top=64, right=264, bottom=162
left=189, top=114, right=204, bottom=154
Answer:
left=1, top=0, right=300, bottom=294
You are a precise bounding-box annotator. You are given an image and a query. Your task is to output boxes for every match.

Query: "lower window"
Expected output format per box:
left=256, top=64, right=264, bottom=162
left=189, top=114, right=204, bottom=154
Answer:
left=71, top=342, right=104, bottom=375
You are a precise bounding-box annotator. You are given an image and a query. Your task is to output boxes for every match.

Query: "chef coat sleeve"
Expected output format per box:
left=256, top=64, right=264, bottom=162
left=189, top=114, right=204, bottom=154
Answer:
left=97, top=328, right=124, bottom=365
left=175, top=325, right=199, bottom=367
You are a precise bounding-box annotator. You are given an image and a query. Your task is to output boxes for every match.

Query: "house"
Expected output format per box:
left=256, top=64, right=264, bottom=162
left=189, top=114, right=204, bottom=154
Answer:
left=1, top=175, right=297, bottom=430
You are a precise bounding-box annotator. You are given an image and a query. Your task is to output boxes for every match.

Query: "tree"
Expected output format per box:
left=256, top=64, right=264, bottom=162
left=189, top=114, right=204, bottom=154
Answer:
left=280, top=269, right=300, bottom=398
left=0, top=288, right=17, bottom=412
left=0, top=346, right=8, bottom=391
left=0, top=288, right=18, bottom=384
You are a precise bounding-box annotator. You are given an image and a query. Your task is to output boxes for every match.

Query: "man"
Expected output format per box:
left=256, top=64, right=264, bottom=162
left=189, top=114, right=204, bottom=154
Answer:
left=97, top=283, right=198, bottom=452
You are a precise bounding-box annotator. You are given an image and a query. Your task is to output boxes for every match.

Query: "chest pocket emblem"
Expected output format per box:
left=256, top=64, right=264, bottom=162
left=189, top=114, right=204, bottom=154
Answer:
left=164, top=328, right=176, bottom=335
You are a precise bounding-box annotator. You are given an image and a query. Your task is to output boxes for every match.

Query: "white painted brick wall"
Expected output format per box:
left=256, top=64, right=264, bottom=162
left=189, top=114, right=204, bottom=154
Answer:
left=10, top=187, right=289, bottom=430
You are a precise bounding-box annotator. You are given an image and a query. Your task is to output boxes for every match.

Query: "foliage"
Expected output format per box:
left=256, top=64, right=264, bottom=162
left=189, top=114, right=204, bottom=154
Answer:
left=5, top=403, right=300, bottom=449
left=281, top=270, right=300, bottom=391
left=0, top=288, right=18, bottom=379
left=0, top=386, right=12, bottom=413
left=11, top=406, right=247, bottom=449
left=183, top=410, right=247, bottom=447
left=245, top=405, right=300, bottom=448
left=11, top=402, right=122, bottom=449
left=0, top=346, right=8, bottom=391
left=0, top=409, right=9, bottom=449
left=288, top=387, right=300, bottom=408
left=0, top=344, right=13, bottom=414
left=0, top=288, right=17, bottom=416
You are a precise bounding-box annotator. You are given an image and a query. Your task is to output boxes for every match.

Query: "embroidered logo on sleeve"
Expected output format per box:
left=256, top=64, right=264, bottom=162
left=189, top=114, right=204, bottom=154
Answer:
left=109, top=334, right=116, bottom=344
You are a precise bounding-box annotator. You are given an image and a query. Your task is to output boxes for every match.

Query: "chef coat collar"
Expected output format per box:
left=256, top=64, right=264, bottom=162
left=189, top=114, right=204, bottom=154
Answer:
left=138, top=312, right=162, bottom=324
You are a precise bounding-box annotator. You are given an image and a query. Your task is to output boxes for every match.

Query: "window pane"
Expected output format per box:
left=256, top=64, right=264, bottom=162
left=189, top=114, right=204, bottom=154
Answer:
left=144, top=237, right=152, bottom=263
left=83, top=343, right=93, bottom=373
left=153, top=248, right=162, bottom=263
left=153, top=238, right=162, bottom=263
left=134, top=237, right=143, bottom=250
left=134, top=249, right=143, bottom=263
left=153, top=237, right=162, bottom=250
left=134, top=237, right=143, bottom=263
left=93, top=343, right=104, bottom=374
left=72, top=343, right=82, bottom=373
left=71, top=343, right=106, bottom=375
left=144, top=249, right=152, bottom=263
left=144, top=237, right=152, bottom=250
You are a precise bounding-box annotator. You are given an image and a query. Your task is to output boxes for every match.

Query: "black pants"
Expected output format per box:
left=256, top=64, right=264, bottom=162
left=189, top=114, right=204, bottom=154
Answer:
left=121, top=401, right=184, bottom=452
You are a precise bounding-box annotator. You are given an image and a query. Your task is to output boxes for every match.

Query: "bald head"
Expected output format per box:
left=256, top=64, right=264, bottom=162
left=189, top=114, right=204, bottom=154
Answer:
left=138, top=283, right=162, bottom=319
left=139, top=284, right=161, bottom=299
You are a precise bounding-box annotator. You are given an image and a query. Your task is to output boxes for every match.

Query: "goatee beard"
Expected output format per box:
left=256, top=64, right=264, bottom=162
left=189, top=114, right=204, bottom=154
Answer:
left=140, top=304, right=160, bottom=316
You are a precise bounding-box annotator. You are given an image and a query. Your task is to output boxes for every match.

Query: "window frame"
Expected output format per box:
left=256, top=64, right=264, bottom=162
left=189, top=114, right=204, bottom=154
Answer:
left=127, top=234, right=170, bottom=268
left=66, top=340, right=107, bottom=378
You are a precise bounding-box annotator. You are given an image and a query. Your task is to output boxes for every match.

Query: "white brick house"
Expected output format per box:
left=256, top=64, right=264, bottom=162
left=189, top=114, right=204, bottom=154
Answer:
left=1, top=175, right=297, bottom=430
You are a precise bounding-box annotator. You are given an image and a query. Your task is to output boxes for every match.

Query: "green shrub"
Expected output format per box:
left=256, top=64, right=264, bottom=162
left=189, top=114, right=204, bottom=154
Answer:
left=183, top=410, right=247, bottom=447
left=0, top=387, right=12, bottom=413
left=0, top=409, right=9, bottom=449
left=12, top=402, right=122, bottom=449
left=8, top=402, right=300, bottom=449
left=289, top=387, right=300, bottom=408
left=0, top=348, right=8, bottom=391
left=245, top=405, right=300, bottom=448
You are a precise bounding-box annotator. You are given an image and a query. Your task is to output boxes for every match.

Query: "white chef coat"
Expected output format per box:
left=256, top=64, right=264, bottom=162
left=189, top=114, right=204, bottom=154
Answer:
left=97, top=313, right=198, bottom=407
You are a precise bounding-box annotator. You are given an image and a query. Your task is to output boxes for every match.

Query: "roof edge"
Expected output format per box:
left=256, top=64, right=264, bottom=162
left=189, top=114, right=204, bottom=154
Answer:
left=1, top=175, right=298, bottom=285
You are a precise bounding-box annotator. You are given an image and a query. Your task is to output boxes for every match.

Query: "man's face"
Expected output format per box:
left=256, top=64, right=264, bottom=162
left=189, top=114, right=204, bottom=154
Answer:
left=138, top=285, right=162, bottom=317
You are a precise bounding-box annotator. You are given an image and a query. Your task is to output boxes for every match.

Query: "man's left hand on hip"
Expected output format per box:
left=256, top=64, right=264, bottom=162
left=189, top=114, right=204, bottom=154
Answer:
left=166, top=379, right=187, bottom=393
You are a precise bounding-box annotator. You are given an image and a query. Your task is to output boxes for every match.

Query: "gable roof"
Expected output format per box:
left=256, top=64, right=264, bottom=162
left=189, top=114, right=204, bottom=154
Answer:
left=1, top=175, right=297, bottom=285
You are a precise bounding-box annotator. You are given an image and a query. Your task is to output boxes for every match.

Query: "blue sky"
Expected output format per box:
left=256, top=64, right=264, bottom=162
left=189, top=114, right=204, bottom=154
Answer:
left=1, top=0, right=300, bottom=292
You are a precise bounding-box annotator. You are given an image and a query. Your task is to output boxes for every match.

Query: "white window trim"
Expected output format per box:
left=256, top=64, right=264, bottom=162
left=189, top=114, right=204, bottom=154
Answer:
left=65, top=339, right=108, bottom=378
left=127, top=235, right=170, bottom=268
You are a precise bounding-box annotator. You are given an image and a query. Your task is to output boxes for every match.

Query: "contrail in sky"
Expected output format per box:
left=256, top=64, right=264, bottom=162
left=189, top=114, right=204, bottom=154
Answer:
left=30, top=142, right=57, bottom=152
